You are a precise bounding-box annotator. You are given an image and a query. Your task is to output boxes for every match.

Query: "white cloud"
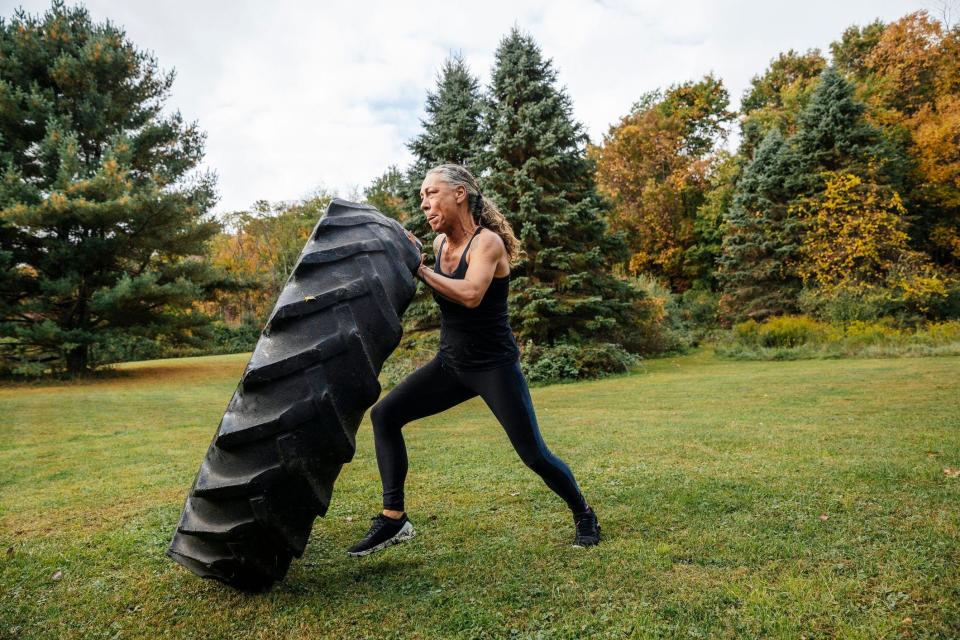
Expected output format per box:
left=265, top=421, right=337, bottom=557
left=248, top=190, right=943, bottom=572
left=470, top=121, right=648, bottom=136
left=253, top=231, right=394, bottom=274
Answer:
left=3, top=0, right=927, bottom=215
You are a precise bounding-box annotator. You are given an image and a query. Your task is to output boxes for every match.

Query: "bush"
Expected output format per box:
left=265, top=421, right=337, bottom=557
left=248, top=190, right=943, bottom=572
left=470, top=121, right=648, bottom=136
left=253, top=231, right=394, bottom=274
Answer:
left=799, top=272, right=960, bottom=327
left=520, top=341, right=639, bottom=384
left=718, top=315, right=960, bottom=360
left=734, top=315, right=836, bottom=348
left=841, top=319, right=902, bottom=347
left=678, top=286, right=720, bottom=328
left=90, top=319, right=262, bottom=366
left=203, top=320, right=262, bottom=355
left=614, top=274, right=693, bottom=354
left=924, top=320, right=960, bottom=343
left=798, top=287, right=890, bottom=324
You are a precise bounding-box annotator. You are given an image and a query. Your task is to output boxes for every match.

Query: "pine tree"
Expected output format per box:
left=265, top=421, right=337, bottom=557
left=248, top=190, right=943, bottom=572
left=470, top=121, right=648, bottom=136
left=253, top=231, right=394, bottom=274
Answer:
left=789, top=66, right=895, bottom=194
left=0, top=3, right=223, bottom=375
left=718, top=129, right=804, bottom=321
left=402, top=52, right=485, bottom=241
left=483, top=28, right=636, bottom=345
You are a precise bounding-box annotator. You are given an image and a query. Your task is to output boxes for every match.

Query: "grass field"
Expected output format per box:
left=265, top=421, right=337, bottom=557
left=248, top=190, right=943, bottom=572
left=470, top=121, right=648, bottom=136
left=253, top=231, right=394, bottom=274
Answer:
left=2, top=349, right=959, bottom=639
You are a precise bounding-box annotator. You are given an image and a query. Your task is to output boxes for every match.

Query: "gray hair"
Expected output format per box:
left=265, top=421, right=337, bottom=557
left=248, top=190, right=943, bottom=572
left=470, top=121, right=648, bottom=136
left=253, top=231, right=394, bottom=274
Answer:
left=426, top=163, right=520, bottom=260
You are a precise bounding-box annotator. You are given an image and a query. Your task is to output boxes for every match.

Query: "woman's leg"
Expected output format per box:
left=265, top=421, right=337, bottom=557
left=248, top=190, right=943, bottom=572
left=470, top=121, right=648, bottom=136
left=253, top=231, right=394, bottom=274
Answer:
left=461, top=361, right=589, bottom=514
left=370, top=356, right=476, bottom=512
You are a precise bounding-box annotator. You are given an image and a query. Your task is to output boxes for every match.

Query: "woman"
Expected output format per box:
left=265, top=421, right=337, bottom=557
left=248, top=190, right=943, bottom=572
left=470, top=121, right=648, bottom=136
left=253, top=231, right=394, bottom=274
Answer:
left=346, top=164, right=601, bottom=557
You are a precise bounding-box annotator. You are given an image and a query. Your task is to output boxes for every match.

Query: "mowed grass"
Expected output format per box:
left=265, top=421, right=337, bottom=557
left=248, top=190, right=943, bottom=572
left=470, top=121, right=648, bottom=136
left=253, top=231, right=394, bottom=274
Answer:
left=1, top=350, right=959, bottom=639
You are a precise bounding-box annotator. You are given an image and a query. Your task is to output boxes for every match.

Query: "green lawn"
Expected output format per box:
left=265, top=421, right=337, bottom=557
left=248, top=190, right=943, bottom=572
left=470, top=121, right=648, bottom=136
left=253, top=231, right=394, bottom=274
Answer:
left=2, top=350, right=959, bottom=639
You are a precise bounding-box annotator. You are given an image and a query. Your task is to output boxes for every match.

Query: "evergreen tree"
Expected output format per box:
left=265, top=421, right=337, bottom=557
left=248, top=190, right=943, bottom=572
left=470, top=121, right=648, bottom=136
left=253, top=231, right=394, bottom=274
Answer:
left=718, top=129, right=804, bottom=321
left=403, top=52, right=485, bottom=241
left=483, top=28, right=636, bottom=345
left=739, top=49, right=827, bottom=157
left=684, top=151, right=739, bottom=291
left=0, top=3, right=223, bottom=375
left=789, top=66, right=896, bottom=194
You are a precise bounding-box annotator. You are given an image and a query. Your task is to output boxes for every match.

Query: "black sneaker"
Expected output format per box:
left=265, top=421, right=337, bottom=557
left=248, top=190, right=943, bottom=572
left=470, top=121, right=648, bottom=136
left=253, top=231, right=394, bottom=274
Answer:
left=572, top=506, right=601, bottom=547
left=346, top=513, right=416, bottom=557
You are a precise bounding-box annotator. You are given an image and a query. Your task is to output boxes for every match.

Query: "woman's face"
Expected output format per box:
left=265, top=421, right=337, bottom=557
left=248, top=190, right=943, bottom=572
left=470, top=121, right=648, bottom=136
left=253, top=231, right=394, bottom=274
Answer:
left=419, top=173, right=466, bottom=233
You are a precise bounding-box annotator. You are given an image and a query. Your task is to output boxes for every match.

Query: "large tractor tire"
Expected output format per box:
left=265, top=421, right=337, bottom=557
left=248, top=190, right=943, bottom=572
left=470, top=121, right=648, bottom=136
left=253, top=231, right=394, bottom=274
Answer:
left=166, top=199, right=421, bottom=591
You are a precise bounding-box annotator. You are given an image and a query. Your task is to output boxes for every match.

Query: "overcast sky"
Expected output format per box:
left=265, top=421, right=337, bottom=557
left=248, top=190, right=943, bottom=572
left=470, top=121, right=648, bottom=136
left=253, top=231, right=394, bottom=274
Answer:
left=1, top=0, right=938, bottom=216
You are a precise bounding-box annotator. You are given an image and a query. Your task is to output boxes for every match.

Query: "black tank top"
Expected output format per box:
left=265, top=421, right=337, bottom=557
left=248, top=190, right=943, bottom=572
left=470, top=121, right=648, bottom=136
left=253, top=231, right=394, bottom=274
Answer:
left=432, top=227, right=521, bottom=371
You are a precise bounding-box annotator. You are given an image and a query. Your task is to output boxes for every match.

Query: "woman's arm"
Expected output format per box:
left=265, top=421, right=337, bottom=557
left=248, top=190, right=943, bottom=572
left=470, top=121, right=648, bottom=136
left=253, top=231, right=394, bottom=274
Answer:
left=412, top=232, right=503, bottom=309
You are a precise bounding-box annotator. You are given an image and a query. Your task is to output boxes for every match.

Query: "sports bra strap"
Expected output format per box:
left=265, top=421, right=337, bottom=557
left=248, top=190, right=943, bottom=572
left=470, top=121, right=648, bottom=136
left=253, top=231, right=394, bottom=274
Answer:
left=438, top=227, right=482, bottom=272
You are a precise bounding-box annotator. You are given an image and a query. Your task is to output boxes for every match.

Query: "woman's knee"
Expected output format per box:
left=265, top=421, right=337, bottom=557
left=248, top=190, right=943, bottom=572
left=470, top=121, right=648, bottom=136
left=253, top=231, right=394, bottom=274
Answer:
left=370, top=400, right=401, bottom=434
left=519, top=447, right=551, bottom=473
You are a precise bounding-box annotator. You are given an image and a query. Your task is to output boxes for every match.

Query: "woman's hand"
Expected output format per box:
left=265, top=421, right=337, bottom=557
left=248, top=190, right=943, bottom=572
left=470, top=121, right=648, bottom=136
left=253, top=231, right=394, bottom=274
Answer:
left=415, top=252, right=427, bottom=279
left=404, top=230, right=426, bottom=279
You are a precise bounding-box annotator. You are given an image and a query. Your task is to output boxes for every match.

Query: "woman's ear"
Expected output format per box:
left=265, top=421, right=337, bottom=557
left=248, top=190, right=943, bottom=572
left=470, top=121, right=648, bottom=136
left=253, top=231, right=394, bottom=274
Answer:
left=455, top=185, right=467, bottom=204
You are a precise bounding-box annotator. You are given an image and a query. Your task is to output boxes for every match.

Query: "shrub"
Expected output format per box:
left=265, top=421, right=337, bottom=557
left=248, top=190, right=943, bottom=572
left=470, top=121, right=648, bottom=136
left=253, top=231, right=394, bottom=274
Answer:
left=718, top=315, right=960, bottom=360
left=798, top=287, right=891, bottom=324
left=842, top=319, right=901, bottom=347
left=799, top=265, right=959, bottom=327
left=923, top=320, right=960, bottom=344
left=520, top=341, right=639, bottom=384
left=90, top=320, right=261, bottom=366
left=615, top=274, right=693, bottom=354
left=734, top=315, right=835, bottom=348
left=678, top=287, right=721, bottom=335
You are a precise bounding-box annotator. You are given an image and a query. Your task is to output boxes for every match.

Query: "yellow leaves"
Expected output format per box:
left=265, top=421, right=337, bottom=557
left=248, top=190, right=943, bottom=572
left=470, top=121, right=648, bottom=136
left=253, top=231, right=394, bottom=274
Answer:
left=595, top=99, right=714, bottom=288
left=944, top=468, right=960, bottom=478
left=864, top=11, right=951, bottom=115
left=797, top=172, right=910, bottom=293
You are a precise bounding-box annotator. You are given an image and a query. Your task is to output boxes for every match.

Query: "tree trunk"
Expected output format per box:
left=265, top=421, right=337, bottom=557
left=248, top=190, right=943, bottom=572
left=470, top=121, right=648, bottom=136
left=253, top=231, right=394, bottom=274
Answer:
left=65, top=344, right=89, bottom=376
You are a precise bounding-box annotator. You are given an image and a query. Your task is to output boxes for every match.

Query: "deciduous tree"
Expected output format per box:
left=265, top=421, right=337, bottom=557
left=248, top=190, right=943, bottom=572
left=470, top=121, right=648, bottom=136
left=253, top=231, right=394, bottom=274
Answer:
left=593, top=76, right=734, bottom=290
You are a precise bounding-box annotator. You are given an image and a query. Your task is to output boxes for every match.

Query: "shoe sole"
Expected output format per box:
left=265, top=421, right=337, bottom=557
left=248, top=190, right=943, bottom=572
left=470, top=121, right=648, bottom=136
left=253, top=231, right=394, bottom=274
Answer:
left=347, top=521, right=416, bottom=557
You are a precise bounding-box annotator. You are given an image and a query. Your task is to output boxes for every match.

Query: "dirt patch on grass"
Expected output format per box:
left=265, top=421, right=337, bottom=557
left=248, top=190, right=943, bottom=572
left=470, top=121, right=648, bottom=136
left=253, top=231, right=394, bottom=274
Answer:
left=0, top=353, right=249, bottom=393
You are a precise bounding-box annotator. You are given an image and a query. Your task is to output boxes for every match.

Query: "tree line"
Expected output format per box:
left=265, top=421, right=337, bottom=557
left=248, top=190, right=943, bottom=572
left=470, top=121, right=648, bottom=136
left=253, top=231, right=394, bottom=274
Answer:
left=1, top=2, right=957, bottom=377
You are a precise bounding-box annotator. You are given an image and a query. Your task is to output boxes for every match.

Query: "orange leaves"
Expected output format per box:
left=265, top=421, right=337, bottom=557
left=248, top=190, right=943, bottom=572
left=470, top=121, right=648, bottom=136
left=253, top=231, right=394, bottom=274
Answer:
left=594, top=102, right=709, bottom=287
left=864, top=11, right=956, bottom=117
left=863, top=11, right=960, bottom=219
left=909, top=93, right=960, bottom=208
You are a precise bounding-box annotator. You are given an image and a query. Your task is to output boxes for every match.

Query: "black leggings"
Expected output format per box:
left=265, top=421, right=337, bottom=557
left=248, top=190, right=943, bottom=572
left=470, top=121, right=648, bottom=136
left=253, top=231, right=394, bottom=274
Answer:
left=370, top=355, right=588, bottom=514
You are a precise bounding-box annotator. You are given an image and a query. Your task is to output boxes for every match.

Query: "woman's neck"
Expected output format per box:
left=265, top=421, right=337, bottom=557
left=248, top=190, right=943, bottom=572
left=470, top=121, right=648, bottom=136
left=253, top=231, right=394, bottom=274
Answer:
left=443, top=216, right=479, bottom=248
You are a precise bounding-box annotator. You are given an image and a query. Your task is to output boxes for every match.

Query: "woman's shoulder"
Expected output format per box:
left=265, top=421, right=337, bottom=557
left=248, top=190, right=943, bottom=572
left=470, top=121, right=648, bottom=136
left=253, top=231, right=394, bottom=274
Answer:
left=432, top=234, right=446, bottom=253
left=474, top=227, right=505, bottom=252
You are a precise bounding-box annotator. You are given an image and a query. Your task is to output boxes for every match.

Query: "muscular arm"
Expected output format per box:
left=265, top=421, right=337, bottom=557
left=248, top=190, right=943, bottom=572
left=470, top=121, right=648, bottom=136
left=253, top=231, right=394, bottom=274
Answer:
left=417, top=232, right=503, bottom=309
